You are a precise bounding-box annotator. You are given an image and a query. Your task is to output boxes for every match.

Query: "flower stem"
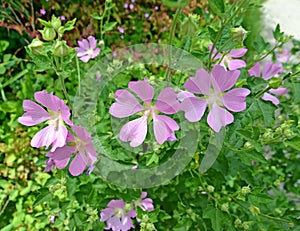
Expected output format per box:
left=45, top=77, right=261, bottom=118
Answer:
left=76, top=57, right=81, bottom=95
left=208, top=0, right=247, bottom=70
left=165, top=7, right=182, bottom=82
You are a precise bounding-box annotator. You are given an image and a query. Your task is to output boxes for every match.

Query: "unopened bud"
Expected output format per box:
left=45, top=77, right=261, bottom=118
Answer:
left=207, top=185, right=215, bottom=192
left=231, top=26, right=247, bottom=45
left=221, top=203, right=229, bottom=212
left=40, top=27, right=56, bottom=41
left=28, top=38, right=44, bottom=55
left=241, top=186, right=251, bottom=195
left=181, top=16, right=199, bottom=37
left=53, top=41, right=69, bottom=57
left=249, top=205, right=260, bottom=216
left=269, top=77, right=283, bottom=89
left=51, top=15, right=62, bottom=31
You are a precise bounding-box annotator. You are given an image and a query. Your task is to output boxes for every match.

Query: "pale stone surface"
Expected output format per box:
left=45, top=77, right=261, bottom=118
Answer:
left=263, top=0, right=300, bottom=40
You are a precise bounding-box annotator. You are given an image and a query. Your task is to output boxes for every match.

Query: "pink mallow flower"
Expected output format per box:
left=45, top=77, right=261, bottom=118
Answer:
left=18, top=90, right=73, bottom=151
left=45, top=125, right=98, bottom=176
left=40, top=9, right=46, bottom=15
left=275, top=48, right=290, bottom=63
left=75, top=36, right=100, bottom=63
left=100, top=200, right=137, bottom=231
left=134, top=192, right=154, bottom=212
left=248, top=61, right=287, bottom=105
left=209, top=44, right=247, bottom=70
left=180, top=64, right=250, bottom=132
left=109, top=79, right=180, bottom=147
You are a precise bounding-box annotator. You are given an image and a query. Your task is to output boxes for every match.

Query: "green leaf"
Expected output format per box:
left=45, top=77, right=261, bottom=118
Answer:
left=236, top=128, right=262, bottom=152
left=146, top=153, right=159, bottom=166
left=38, top=18, right=53, bottom=28
left=92, top=13, right=103, bottom=20
left=0, top=40, right=9, bottom=53
left=208, top=0, right=225, bottom=15
left=64, top=18, right=77, bottom=31
left=33, top=189, right=52, bottom=207
left=203, top=205, right=225, bottom=231
left=208, top=26, right=218, bottom=42
left=162, top=0, right=190, bottom=8
left=103, top=22, right=117, bottom=32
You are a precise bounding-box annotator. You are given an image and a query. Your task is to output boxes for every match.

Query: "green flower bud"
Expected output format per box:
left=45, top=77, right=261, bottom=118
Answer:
left=274, top=179, right=281, bottom=187
left=244, top=141, right=253, bottom=149
left=40, top=27, right=56, bottom=41
left=53, top=41, right=70, bottom=57
left=181, top=16, right=199, bottom=37
left=230, top=26, right=247, bottom=45
left=269, top=77, right=283, bottom=89
left=28, top=38, right=44, bottom=55
left=241, top=186, right=251, bottom=195
left=207, top=185, right=215, bottom=192
left=234, top=218, right=242, bottom=228
left=249, top=205, right=260, bottom=216
left=221, top=203, right=229, bottom=212
left=51, top=15, right=61, bottom=31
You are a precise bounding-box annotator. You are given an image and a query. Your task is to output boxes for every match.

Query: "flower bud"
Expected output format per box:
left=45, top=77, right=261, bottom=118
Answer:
left=40, top=27, right=56, bottom=41
left=269, top=77, right=283, bottom=89
left=181, top=16, right=199, bottom=37
left=207, top=185, right=215, bottom=192
left=51, top=15, right=62, bottom=31
left=221, top=203, right=229, bottom=212
left=249, top=205, right=260, bottom=216
left=53, top=41, right=70, bottom=57
left=230, top=26, right=247, bottom=45
left=28, top=38, right=44, bottom=55
left=241, top=185, right=251, bottom=195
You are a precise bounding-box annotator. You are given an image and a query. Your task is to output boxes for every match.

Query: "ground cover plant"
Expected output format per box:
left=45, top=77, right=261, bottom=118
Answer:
left=0, top=0, right=300, bottom=230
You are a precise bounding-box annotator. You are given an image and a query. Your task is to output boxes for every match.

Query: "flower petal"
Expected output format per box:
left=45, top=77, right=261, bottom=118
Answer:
left=120, top=116, right=148, bottom=147
left=181, top=96, right=207, bottom=122
left=141, top=198, right=154, bottom=211
left=262, top=61, right=283, bottom=80
left=18, top=100, right=50, bottom=126
left=31, top=125, right=56, bottom=149
left=269, top=87, right=288, bottom=95
left=207, top=104, right=234, bottom=132
left=110, top=90, right=144, bottom=118
left=87, top=36, right=97, bottom=49
left=211, top=64, right=240, bottom=93
left=229, top=48, right=247, bottom=58
left=121, top=215, right=135, bottom=230
left=154, top=87, right=180, bottom=114
left=34, top=90, right=59, bottom=112
left=248, top=62, right=261, bottom=77
left=153, top=114, right=179, bottom=144
left=184, top=68, right=211, bottom=95
left=222, top=88, right=250, bottom=112
left=262, top=93, right=280, bottom=105
left=69, top=152, right=87, bottom=176
left=227, top=59, right=246, bottom=70
left=91, top=48, right=100, bottom=59
left=128, top=79, right=154, bottom=104
left=108, top=199, right=125, bottom=209
left=79, top=55, right=91, bottom=63
left=100, top=208, right=115, bottom=222
left=50, top=124, right=69, bottom=151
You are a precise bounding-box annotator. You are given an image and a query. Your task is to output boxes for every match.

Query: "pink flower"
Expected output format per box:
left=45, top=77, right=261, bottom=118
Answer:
left=118, top=27, right=125, bottom=34
left=74, top=36, right=100, bottom=63
left=209, top=44, right=247, bottom=70
left=60, top=15, right=66, bottom=21
left=49, top=215, right=55, bottom=223
left=144, top=13, right=150, bottom=18
left=135, top=192, right=154, bottom=212
left=248, top=61, right=287, bottom=105
left=109, top=79, right=180, bottom=147
left=124, top=3, right=128, bottom=8
left=40, top=9, right=46, bottom=15
left=276, top=48, right=290, bottom=63
left=129, top=4, right=134, bottom=10
left=100, top=200, right=137, bottom=231
left=18, top=90, right=73, bottom=151
left=181, top=64, right=250, bottom=132
left=45, top=125, right=98, bottom=176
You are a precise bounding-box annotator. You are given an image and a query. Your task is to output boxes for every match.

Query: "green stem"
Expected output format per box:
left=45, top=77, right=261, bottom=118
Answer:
left=255, top=71, right=292, bottom=99
left=247, top=42, right=281, bottom=69
left=165, top=7, right=182, bottom=82
left=76, top=57, right=81, bottom=95
left=58, top=71, right=73, bottom=111
left=208, top=0, right=247, bottom=70
left=100, top=1, right=108, bottom=41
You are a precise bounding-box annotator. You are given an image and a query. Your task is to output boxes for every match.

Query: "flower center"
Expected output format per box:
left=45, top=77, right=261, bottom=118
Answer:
left=86, top=48, right=94, bottom=57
